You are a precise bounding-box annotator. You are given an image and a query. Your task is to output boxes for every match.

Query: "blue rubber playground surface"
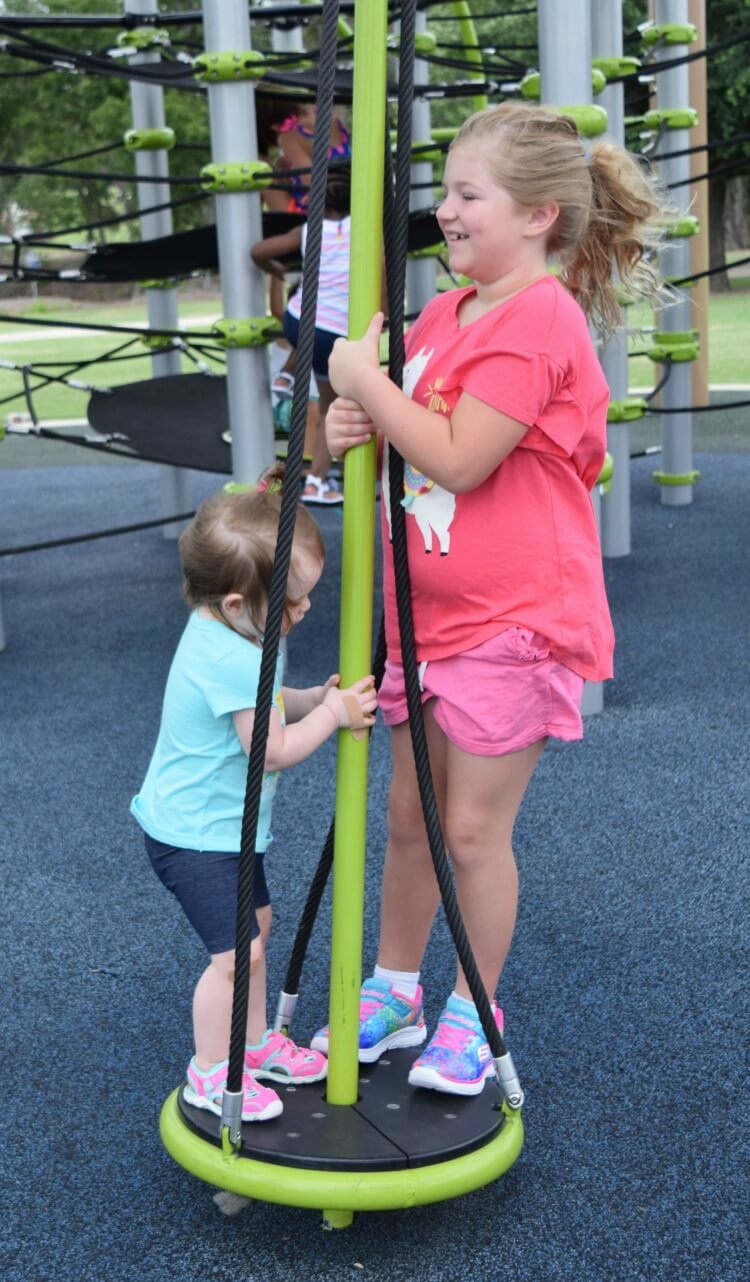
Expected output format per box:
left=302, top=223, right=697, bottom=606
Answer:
left=0, top=449, right=747, bottom=1281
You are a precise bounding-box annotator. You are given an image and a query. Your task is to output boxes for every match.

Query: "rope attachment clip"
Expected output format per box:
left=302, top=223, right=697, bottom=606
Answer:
left=521, top=69, right=606, bottom=100
left=124, top=128, right=175, bottom=152
left=549, top=104, right=609, bottom=138
left=116, top=27, right=170, bottom=53
left=639, top=21, right=698, bottom=47
left=193, top=50, right=265, bottom=83
left=211, top=317, right=283, bottom=349
left=646, top=330, right=700, bottom=363
left=607, top=396, right=648, bottom=423
left=644, top=107, right=698, bottom=131
left=200, top=161, right=273, bottom=194
left=493, top=1052, right=524, bottom=1111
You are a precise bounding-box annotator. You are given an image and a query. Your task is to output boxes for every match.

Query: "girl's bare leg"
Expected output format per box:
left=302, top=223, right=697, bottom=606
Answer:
left=443, top=737, right=545, bottom=999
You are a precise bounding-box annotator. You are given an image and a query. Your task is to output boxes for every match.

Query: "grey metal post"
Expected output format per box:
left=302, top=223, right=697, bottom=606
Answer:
left=593, top=0, right=631, bottom=557
left=654, top=0, right=695, bottom=506
left=539, top=0, right=604, bottom=713
left=539, top=0, right=592, bottom=106
left=406, top=11, right=437, bottom=316
left=125, top=0, right=187, bottom=538
left=269, top=0, right=304, bottom=55
left=202, top=0, right=275, bottom=485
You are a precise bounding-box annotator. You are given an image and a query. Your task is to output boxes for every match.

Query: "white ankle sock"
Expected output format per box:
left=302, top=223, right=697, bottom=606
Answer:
left=449, top=991, right=498, bottom=1018
left=374, top=964, right=420, bottom=999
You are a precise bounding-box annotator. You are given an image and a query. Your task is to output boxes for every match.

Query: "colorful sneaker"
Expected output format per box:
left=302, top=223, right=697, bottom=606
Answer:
left=244, top=1031, right=327, bottom=1085
left=184, top=1058, right=283, bottom=1122
left=311, top=976, right=427, bottom=1064
left=407, top=996, right=504, bottom=1096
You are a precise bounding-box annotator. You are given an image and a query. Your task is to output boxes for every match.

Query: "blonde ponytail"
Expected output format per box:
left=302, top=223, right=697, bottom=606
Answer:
left=563, top=142, right=670, bottom=335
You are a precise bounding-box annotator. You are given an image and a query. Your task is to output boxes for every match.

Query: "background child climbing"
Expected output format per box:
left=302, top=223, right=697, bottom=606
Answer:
left=252, top=169, right=352, bottom=505
left=131, top=466, right=376, bottom=1122
left=255, top=98, right=351, bottom=215
left=318, top=102, right=667, bottom=1097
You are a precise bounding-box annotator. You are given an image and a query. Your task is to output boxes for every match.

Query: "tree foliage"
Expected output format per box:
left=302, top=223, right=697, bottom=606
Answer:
left=0, top=0, right=747, bottom=273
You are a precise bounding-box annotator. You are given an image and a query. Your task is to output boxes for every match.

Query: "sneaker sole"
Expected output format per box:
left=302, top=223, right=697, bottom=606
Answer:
left=407, top=1063, right=495, bottom=1097
left=311, top=1023, right=427, bottom=1062
left=183, top=1086, right=284, bottom=1123
left=249, top=1064, right=328, bottom=1085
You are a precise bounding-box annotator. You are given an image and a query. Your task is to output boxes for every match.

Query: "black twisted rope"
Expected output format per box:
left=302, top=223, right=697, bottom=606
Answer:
left=225, top=0, right=342, bottom=1102
left=382, top=0, right=505, bottom=1061
left=382, top=1, right=505, bottom=1063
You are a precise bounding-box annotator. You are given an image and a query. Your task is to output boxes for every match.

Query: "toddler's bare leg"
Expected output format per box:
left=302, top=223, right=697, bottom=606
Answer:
left=192, top=931, right=266, bottom=1068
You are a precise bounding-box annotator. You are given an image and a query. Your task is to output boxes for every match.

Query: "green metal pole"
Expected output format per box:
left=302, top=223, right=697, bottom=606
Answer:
left=452, top=2, right=488, bottom=112
left=325, top=1, right=388, bottom=1109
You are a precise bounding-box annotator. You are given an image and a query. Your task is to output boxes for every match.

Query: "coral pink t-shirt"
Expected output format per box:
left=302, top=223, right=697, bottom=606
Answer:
left=381, top=275, right=614, bottom=682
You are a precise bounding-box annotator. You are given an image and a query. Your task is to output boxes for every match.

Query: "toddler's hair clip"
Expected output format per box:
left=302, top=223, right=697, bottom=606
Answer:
left=257, top=475, right=282, bottom=494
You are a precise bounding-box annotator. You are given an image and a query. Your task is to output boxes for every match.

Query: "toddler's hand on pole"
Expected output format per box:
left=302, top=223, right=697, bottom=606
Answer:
left=326, top=397, right=375, bottom=458
left=328, top=312, right=385, bottom=400
left=323, top=676, right=377, bottom=730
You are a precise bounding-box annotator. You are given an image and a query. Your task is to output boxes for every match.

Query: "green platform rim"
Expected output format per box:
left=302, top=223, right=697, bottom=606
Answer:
left=159, top=1089, right=523, bottom=1211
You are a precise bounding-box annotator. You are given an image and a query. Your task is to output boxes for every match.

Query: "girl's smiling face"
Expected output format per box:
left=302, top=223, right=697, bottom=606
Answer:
left=437, top=146, right=553, bottom=285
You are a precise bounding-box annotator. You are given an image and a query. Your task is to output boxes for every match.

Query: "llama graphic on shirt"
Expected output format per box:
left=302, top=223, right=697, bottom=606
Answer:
left=383, top=345, right=457, bottom=555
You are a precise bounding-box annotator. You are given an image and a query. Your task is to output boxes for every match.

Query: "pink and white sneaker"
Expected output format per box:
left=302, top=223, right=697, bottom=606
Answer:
left=184, top=1058, right=283, bottom=1122
left=244, top=1031, right=327, bottom=1085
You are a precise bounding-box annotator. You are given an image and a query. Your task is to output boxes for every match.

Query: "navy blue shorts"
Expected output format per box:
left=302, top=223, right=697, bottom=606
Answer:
left=143, top=833, right=270, bottom=955
left=282, top=309, right=340, bottom=382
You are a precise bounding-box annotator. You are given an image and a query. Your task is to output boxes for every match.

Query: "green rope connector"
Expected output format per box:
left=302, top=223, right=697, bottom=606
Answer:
left=409, top=140, right=444, bottom=164
left=138, top=278, right=181, bottom=290
left=607, top=396, right=648, bottom=422
left=549, top=104, right=609, bottom=138
left=386, top=31, right=437, bottom=54
left=140, top=334, right=176, bottom=351
left=193, top=50, right=266, bottom=83
left=592, top=55, right=641, bottom=80
left=200, top=161, right=273, bottom=193
left=430, top=126, right=459, bottom=143
left=211, top=317, right=283, bottom=348
left=643, top=107, right=699, bottom=130
left=223, top=481, right=253, bottom=494
left=521, top=69, right=607, bottom=101
left=116, top=27, right=170, bottom=51
left=652, top=469, right=701, bottom=486
left=646, top=330, right=699, bottom=362
left=409, top=242, right=445, bottom=259
left=664, top=214, right=700, bottom=239
left=520, top=72, right=541, bottom=100
left=124, top=128, right=175, bottom=152
left=639, top=22, right=697, bottom=47
left=597, top=451, right=614, bottom=492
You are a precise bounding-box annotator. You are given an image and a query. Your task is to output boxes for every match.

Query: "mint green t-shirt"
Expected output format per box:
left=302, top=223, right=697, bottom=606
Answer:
left=131, top=612, right=285, bottom=852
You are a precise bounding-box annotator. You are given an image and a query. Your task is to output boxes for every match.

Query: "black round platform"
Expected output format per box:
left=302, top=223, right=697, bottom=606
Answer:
left=178, top=1049, right=504, bottom=1172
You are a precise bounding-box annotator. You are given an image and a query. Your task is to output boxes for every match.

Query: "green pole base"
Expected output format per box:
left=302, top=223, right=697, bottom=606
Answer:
left=322, top=1208, right=355, bottom=1230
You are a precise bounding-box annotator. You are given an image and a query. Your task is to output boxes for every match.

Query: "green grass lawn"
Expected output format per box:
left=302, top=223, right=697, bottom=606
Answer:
left=628, top=273, right=750, bottom=389
left=0, top=295, right=226, bottom=423
left=1, top=273, right=748, bottom=424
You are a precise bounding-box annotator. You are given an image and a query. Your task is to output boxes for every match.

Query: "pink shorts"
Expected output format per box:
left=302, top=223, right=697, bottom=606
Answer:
left=379, top=627, right=584, bottom=757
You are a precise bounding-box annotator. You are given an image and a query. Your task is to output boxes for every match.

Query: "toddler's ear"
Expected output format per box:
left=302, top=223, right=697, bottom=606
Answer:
left=222, top=593, right=245, bottom=616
